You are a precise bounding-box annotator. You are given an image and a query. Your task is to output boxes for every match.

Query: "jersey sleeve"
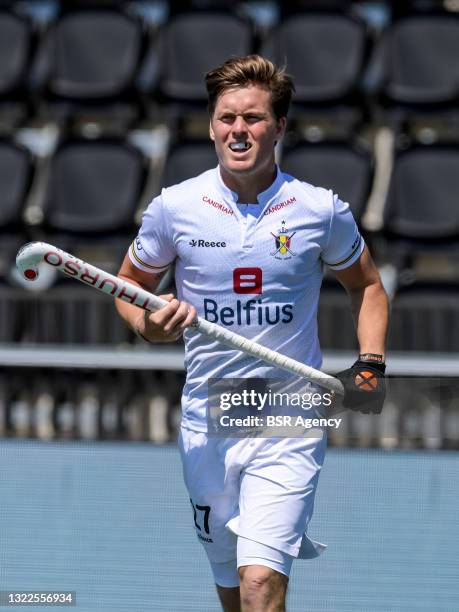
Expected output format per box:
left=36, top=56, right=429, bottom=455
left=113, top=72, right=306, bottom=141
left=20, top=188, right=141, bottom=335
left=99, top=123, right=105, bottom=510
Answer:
left=128, top=192, right=176, bottom=273
left=321, top=192, right=365, bottom=270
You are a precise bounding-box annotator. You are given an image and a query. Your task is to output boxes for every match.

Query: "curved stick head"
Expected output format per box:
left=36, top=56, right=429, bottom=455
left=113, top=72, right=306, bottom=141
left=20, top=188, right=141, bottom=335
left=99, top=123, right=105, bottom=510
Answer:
left=16, top=242, right=42, bottom=281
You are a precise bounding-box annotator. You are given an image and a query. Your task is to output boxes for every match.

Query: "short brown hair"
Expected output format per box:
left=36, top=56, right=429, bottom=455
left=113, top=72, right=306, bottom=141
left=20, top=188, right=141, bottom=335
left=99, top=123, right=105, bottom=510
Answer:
left=205, top=54, right=295, bottom=120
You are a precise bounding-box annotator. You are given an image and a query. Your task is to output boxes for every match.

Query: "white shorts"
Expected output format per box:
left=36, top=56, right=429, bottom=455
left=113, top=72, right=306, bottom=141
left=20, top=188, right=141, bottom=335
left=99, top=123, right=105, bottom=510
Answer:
left=178, top=427, right=327, bottom=581
left=211, top=537, right=295, bottom=587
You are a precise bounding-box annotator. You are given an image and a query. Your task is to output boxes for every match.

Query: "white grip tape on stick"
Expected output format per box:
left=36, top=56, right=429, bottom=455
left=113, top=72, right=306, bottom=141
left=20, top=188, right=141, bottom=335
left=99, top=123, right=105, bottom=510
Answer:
left=16, top=241, right=344, bottom=395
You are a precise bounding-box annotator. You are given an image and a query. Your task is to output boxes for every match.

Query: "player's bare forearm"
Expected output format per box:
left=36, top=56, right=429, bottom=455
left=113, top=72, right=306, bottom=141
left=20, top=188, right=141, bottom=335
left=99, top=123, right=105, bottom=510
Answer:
left=115, top=253, right=166, bottom=336
left=115, top=252, right=197, bottom=343
left=333, top=247, right=389, bottom=357
left=347, top=281, right=389, bottom=357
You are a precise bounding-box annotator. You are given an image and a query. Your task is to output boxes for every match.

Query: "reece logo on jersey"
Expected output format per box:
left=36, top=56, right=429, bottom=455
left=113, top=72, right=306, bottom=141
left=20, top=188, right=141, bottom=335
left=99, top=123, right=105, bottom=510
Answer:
left=203, top=267, right=294, bottom=327
left=189, top=239, right=227, bottom=248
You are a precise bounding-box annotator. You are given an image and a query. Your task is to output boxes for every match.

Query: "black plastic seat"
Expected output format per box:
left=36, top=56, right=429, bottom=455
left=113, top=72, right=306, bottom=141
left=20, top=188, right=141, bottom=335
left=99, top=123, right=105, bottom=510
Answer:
left=281, top=142, right=373, bottom=222
left=0, top=139, right=32, bottom=275
left=168, top=1, right=241, bottom=15
left=161, top=140, right=217, bottom=188
left=0, top=9, right=32, bottom=124
left=389, top=281, right=459, bottom=352
left=279, top=1, right=354, bottom=16
left=382, top=143, right=459, bottom=268
left=33, top=7, right=144, bottom=123
left=261, top=12, right=367, bottom=119
left=318, top=277, right=358, bottom=350
left=389, top=1, right=447, bottom=19
left=384, top=144, right=459, bottom=242
left=0, top=139, right=32, bottom=229
left=155, top=11, right=253, bottom=106
left=0, top=10, right=31, bottom=96
left=372, top=14, right=459, bottom=108
left=42, top=137, right=145, bottom=235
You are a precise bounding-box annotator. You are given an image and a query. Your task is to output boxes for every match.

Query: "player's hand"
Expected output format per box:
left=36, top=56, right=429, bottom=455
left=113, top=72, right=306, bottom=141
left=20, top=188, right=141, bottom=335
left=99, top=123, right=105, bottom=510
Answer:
left=137, top=294, right=197, bottom=343
left=336, top=360, right=386, bottom=414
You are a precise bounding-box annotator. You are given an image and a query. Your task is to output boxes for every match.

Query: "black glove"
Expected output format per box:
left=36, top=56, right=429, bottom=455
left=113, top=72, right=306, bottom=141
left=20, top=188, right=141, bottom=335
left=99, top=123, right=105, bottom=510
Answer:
left=336, top=358, right=386, bottom=414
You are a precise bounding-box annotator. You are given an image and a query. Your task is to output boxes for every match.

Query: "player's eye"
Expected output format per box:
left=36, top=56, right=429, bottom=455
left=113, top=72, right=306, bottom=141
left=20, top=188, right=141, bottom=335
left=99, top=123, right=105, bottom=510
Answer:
left=243, top=114, right=263, bottom=123
left=219, top=114, right=236, bottom=124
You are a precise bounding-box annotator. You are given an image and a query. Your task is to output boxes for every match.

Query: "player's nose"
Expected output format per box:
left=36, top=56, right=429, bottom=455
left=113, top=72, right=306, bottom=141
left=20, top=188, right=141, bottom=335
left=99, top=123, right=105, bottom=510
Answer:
left=231, top=115, right=248, bottom=133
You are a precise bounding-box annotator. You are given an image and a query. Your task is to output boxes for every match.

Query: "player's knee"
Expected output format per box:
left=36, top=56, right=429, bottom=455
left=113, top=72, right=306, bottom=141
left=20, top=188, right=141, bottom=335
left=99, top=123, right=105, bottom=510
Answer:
left=240, top=563, right=270, bottom=584
left=239, top=564, right=284, bottom=598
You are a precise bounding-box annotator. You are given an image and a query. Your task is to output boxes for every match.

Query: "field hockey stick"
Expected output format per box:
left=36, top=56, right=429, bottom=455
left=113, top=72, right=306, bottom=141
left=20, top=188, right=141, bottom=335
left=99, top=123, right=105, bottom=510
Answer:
left=16, top=241, right=344, bottom=395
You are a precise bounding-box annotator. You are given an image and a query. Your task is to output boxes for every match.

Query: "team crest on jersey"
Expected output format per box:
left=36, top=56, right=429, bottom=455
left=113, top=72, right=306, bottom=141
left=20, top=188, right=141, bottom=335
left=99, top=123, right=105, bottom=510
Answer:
left=270, top=221, right=296, bottom=260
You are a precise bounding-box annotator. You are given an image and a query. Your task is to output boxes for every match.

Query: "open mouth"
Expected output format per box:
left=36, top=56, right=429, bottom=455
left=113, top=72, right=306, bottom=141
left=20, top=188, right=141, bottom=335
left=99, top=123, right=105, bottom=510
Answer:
left=229, top=142, right=252, bottom=152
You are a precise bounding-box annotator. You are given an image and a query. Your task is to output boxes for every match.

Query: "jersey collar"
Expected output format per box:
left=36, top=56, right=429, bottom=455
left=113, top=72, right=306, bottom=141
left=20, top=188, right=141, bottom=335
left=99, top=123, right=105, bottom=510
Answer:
left=215, top=165, right=285, bottom=208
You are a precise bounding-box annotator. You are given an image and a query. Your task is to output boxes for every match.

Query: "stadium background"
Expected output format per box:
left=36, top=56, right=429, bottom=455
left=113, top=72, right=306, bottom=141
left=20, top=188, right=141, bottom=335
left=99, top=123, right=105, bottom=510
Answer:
left=0, top=0, right=458, bottom=610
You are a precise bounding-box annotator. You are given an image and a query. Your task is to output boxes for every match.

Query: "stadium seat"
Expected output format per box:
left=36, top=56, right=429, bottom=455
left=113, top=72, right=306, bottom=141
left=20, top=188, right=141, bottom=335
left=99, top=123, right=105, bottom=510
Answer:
left=279, top=1, right=354, bottom=16
left=0, top=138, right=32, bottom=230
left=281, top=141, right=373, bottom=223
left=381, top=143, right=459, bottom=271
left=0, top=139, right=33, bottom=276
left=4, top=136, right=147, bottom=342
left=161, top=140, right=217, bottom=188
left=384, top=143, right=459, bottom=243
left=0, top=9, right=32, bottom=125
left=260, top=11, right=368, bottom=127
left=370, top=14, right=459, bottom=109
left=389, top=281, right=459, bottom=352
left=168, top=1, right=242, bottom=15
left=317, top=277, right=358, bottom=350
left=32, top=7, right=145, bottom=124
left=154, top=11, right=253, bottom=109
left=389, top=0, right=446, bottom=19
left=40, top=136, right=145, bottom=236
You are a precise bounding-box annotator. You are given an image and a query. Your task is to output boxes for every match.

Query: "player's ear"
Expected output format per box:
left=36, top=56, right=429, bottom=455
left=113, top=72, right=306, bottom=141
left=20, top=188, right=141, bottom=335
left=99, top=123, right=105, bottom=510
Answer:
left=209, top=119, right=215, bottom=142
left=276, top=116, right=287, bottom=141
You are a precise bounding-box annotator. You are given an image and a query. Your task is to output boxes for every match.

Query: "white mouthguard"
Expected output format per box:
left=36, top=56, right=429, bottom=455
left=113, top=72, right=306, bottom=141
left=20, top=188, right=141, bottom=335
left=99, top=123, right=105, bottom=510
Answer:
left=230, top=142, right=250, bottom=151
